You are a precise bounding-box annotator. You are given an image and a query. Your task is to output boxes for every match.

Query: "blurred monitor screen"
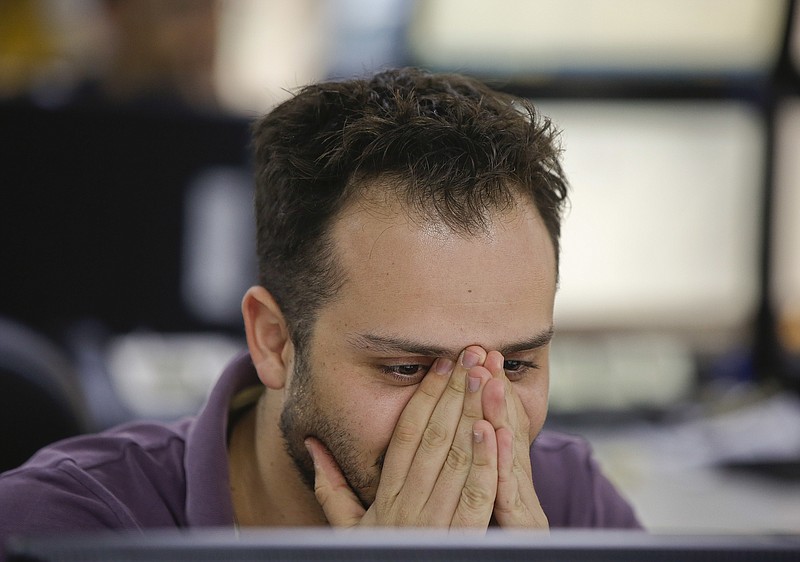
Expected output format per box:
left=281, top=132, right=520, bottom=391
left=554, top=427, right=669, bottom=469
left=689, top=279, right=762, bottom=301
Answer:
left=537, top=101, right=764, bottom=411
left=409, top=0, right=786, bottom=76
left=541, top=101, right=763, bottom=335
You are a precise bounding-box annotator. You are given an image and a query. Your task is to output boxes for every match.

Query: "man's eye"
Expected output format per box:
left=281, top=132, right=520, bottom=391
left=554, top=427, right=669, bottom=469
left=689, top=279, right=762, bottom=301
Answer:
left=380, top=364, right=429, bottom=384
left=391, top=365, right=423, bottom=376
left=503, top=359, right=538, bottom=379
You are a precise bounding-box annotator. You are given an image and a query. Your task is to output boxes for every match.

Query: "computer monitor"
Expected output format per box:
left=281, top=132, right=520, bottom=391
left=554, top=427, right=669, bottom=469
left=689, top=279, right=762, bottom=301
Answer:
left=544, top=100, right=763, bottom=335
left=535, top=100, right=764, bottom=412
left=6, top=528, right=800, bottom=562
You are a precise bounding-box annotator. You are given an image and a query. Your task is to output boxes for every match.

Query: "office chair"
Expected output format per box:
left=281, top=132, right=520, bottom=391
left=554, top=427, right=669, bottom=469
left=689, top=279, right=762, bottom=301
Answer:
left=0, top=317, right=89, bottom=473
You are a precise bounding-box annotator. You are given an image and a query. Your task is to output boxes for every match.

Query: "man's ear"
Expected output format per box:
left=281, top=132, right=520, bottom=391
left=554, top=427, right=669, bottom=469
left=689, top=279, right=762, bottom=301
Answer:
left=242, top=286, right=293, bottom=390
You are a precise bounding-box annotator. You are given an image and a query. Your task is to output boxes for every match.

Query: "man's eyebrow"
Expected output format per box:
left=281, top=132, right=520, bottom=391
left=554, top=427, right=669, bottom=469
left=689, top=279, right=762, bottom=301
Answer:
left=345, top=333, right=452, bottom=357
left=499, top=326, right=555, bottom=355
left=346, top=326, right=555, bottom=358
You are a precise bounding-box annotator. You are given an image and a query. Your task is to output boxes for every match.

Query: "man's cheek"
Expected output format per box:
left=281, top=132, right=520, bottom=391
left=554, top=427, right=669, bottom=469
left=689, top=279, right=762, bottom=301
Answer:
left=515, top=386, right=546, bottom=442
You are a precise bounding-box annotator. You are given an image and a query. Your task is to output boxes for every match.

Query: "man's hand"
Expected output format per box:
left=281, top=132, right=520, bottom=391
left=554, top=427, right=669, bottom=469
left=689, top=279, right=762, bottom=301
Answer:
left=305, top=347, right=499, bottom=528
left=480, top=351, right=549, bottom=528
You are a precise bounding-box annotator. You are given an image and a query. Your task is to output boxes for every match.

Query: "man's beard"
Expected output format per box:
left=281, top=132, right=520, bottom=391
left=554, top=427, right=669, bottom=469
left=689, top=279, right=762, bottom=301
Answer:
left=278, top=347, right=383, bottom=509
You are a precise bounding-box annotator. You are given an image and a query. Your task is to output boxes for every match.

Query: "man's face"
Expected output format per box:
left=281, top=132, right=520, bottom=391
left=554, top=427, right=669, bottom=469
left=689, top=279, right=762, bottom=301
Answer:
left=279, top=190, right=557, bottom=506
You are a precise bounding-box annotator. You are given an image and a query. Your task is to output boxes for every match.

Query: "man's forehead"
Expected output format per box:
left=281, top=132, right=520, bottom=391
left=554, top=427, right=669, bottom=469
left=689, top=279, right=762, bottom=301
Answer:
left=323, top=187, right=555, bottom=303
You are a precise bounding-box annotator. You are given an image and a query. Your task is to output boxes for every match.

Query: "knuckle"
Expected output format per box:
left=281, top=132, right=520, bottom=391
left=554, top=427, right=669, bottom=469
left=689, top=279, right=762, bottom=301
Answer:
left=417, top=382, right=441, bottom=401
left=513, top=449, right=533, bottom=475
left=445, top=444, right=471, bottom=472
left=494, top=491, right=523, bottom=515
left=460, top=483, right=494, bottom=511
left=313, top=481, right=327, bottom=502
left=392, top=418, right=422, bottom=447
left=445, top=376, right=465, bottom=397
left=420, top=420, right=450, bottom=451
left=314, top=483, right=336, bottom=512
left=460, top=407, right=483, bottom=425
left=393, top=504, right=413, bottom=525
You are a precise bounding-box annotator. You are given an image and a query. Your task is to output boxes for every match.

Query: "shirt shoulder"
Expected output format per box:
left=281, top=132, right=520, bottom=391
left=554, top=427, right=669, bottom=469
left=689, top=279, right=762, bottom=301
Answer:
left=0, top=418, right=193, bottom=542
left=531, top=430, right=642, bottom=529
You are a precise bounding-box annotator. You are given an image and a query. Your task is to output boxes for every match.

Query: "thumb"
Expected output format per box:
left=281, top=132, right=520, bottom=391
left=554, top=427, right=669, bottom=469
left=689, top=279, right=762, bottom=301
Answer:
left=304, top=437, right=366, bottom=527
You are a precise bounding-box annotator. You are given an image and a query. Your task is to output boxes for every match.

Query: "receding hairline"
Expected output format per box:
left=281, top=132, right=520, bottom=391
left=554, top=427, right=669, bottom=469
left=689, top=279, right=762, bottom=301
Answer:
left=338, top=171, right=551, bottom=240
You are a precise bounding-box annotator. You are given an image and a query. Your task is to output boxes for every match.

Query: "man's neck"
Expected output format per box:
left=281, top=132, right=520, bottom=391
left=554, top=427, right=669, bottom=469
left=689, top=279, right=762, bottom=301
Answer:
left=227, top=392, right=328, bottom=527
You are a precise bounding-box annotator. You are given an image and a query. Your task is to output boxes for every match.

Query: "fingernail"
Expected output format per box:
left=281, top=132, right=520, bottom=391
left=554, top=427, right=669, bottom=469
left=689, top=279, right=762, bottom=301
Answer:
left=462, top=349, right=481, bottom=368
left=473, top=429, right=484, bottom=444
left=468, top=375, right=481, bottom=392
left=434, top=357, right=454, bottom=375
left=304, top=439, right=316, bottom=465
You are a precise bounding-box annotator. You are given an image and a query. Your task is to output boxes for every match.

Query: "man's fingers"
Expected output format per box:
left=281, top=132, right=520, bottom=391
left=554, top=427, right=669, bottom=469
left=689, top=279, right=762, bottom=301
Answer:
left=450, top=420, right=498, bottom=528
left=403, top=347, right=486, bottom=502
left=481, top=351, right=548, bottom=529
left=493, top=427, right=549, bottom=528
left=378, top=355, right=456, bottom=498
left=482, top=377, right=507, bottom=429
left=482, top=352, right=532, bottom=480
left=494, top=427, right=522, bottom=523
left=425, top=363, right=491, bottom=519
left=305, top=437, right=366, bottom=527
left=367, top=346, right=489, bottom=527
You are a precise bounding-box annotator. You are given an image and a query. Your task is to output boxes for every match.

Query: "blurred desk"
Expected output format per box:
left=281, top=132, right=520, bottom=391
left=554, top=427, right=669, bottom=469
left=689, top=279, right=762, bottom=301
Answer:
left=561, top=394, right=800, bottom=532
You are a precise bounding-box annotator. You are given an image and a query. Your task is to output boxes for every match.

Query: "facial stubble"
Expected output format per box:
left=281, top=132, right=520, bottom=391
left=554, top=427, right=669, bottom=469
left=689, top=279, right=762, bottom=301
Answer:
left=278, top=346, right=383, bottom=509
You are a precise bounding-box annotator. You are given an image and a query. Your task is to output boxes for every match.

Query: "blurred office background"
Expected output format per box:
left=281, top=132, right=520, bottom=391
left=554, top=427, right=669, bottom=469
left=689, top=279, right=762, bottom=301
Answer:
left=1, top=0, right=799, bottom=532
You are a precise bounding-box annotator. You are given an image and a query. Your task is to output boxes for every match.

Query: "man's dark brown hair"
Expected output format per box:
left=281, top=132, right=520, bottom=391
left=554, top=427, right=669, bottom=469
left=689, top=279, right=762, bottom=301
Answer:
left=252, top=67, right=568, bottom=346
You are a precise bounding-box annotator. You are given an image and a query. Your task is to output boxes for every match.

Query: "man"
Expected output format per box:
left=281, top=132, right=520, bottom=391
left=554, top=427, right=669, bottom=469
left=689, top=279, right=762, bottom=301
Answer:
left=0, top=68, right=639, bottom=552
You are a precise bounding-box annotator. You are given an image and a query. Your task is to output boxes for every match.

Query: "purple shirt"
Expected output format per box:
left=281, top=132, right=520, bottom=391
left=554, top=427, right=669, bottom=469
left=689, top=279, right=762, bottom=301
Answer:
left=0, top=352, right=640, bottom=557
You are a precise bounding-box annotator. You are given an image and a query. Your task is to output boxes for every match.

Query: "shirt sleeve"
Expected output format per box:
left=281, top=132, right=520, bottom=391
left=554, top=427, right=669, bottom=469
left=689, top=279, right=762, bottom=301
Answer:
left=585, top=449, right=642, bottom=528
left=0, top=460, right=141, bottom=561
left=531, top=430, right=643, bottom=529
left=0, top=423, right=191, bottom=562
